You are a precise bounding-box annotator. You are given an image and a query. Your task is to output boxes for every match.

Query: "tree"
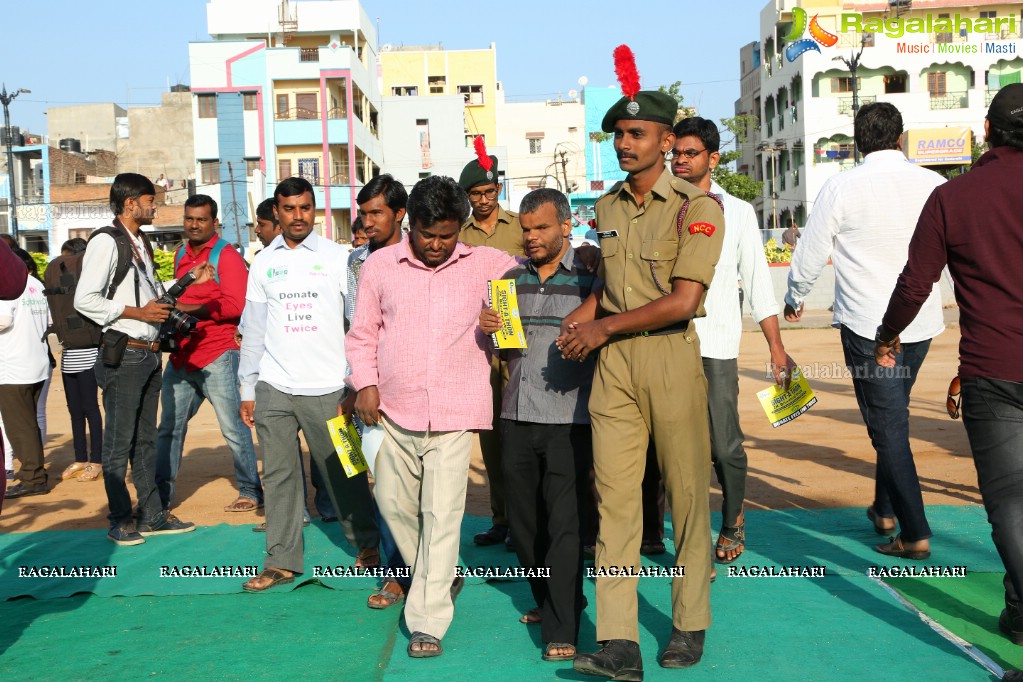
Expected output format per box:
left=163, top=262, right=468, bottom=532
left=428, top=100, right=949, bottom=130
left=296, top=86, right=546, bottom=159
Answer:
left=659, top=81, right=764, bottom=203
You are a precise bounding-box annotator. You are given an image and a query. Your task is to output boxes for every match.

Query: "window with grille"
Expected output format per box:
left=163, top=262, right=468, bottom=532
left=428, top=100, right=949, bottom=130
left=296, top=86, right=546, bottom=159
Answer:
left=200, top=160, right=220, bottom=184
left=243, top=93, right=258, bottom=111
left=927, top=72, right=947, bottom=96
left=528, top=137, right=542, bottom=154
left=245, top=159, right=260, bottom=176
left=831, top=77, right=853, bottom=93
left=198, top=94, right=217, bottom=118
left=457, top=84, right=484, bottom=105
left=428, top=76, right=446, bottom=94
left=279, top=159, right=292, bottom=180
left=391, top=86, right=418, bottom=96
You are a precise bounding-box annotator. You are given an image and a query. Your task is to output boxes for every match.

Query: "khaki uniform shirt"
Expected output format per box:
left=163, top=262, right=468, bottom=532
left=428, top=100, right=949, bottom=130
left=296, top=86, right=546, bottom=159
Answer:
left=594, top=168, right=724, bottom=319
left=460, top=206, right=524, bottom=257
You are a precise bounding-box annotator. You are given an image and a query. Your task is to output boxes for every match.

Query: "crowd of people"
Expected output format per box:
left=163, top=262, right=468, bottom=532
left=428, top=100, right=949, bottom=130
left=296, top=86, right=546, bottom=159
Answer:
left=0, top=65, right=1020, bottom=677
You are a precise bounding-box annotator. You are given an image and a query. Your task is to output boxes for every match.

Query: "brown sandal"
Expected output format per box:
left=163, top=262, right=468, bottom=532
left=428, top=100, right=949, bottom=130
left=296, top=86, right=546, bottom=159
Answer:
left=242, top=568, right=295, bottom=593
left=519, top=607, right=543, bottom=624
left=355, top=548, right=381, bottom=568
left=224, top=496, right=262, bottom=513
left=367, top=581, right=406, bottom=609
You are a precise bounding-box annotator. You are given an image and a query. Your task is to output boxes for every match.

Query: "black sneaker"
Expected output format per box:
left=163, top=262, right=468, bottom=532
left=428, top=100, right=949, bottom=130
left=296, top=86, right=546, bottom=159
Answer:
left=574, top=639, right=643, bottom=681
left=474, top=524, right=508, bottom=546
left=138, top=512, right=196, bottom=536
left=108, top=524, right=145, bottom=546
left=5, top=482, right=49, bottom=498
left=659, top=628, right=705, bottom=668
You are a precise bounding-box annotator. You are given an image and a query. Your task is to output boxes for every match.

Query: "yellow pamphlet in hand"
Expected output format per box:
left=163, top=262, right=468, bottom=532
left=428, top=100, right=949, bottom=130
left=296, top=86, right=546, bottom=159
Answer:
left=326, top=416, right=368, bottom=477
left=756, top=366, right=817, bottom=428
left=488, top=279, right=527, bottom=349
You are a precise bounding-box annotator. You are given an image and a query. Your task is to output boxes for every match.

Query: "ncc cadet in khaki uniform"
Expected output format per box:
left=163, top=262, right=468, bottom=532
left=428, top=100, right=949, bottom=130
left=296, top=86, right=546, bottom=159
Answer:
left=559, top=89, right=725, bottom=680
left=458, top=149, right=523, bottom=549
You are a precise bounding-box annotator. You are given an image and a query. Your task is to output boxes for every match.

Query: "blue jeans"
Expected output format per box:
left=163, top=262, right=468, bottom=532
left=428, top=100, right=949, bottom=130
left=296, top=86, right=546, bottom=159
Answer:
left=840, top=326, right=932, bottom=542
left=962, top=377, right=1023, bottom=604
left=156, top=350, right=263, bottom=509
left=94, top=347, right=163, bottom=528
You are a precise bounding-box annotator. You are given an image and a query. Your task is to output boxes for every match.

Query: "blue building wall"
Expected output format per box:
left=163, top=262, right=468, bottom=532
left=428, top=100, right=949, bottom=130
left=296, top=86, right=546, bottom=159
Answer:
left=216, top=93, right=247, bottom=250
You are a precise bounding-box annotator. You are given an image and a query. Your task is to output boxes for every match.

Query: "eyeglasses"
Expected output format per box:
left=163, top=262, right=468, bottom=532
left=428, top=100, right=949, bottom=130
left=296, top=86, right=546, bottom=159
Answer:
left=946, top=376, right=961, bottom=420
left=468, top=188, right=499, bottom=201
left=672, top=148, right=708, bottom=160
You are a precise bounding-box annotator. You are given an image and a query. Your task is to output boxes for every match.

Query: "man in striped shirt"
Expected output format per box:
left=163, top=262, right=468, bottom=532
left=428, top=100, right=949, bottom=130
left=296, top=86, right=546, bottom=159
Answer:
left=479, top=188, right=599, bottom=662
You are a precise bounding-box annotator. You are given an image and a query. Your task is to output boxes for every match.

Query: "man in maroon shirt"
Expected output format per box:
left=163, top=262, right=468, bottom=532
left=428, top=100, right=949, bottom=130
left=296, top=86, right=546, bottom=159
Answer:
left=876, top=83, right=1023, bottom=646
left=155, top=194, right=263, bottom=513
left=0, top=239, right=28, bottom=301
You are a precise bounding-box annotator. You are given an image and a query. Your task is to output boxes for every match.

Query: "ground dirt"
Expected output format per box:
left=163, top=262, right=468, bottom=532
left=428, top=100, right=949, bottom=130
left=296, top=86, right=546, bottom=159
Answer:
left=0, top=322, right=978, bottom=534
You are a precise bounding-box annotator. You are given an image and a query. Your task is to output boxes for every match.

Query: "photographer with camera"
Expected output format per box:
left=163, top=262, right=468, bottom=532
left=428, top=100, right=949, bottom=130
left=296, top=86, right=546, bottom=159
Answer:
left=75, top=174, right=214, bottom=545
left=155, top=194, right=263, bottom=516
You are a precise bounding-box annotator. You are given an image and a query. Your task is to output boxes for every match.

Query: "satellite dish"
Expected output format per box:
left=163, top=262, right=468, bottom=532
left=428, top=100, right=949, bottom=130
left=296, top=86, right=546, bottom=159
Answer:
left=578, top=76, right=589, bottom=86
left=568, top=89, right=578, bottom=99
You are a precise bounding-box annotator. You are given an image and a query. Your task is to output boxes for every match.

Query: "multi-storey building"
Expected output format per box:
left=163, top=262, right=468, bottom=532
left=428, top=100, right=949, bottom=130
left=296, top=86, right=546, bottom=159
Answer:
left=380, top=43, right=501, bottom=148
left=190, top=0, right=383, bottom=247
left=497, top=97, right=586, bottom=207
left=756, top=0, right=1022, bottom=231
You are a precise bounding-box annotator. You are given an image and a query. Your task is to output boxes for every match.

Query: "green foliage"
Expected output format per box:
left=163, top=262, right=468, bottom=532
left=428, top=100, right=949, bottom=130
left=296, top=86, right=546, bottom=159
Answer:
left=938, top=142, right=986, bottom=180
left=763, top=238, right=793, bottom=264
left=153, top=250, right=176, bottom=282
left=29, top=252, right=49, bottom=277
left=714, top=168, right=763, bottom=204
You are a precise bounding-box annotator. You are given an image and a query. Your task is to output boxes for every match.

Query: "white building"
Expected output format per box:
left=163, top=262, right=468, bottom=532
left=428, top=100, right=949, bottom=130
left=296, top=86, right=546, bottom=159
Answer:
left=497, top=98, right=587, bottom=209
left=756, top=0, right=1022, bottom=231
left=377, top=95, right=482, bottom=190
left=189, top=0, right=383, bottom=249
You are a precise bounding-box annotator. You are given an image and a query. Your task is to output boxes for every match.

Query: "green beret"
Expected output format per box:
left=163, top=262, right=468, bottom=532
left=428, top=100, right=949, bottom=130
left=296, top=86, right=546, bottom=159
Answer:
left=458, top=155, right=500, bottom=191
left=601, top=91, right=678, bottom=133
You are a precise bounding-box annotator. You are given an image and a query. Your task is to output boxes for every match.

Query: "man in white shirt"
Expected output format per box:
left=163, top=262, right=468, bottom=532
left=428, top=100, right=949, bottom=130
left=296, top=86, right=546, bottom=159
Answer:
left=671, top=117, right=796, bottom=565
left=238, top=177, right=379, bottom=592
left=75, top=173, right=212, bottom=545
left=785, top=103, right=945, bottom=559
left=0, top=252, right=51, bottom=499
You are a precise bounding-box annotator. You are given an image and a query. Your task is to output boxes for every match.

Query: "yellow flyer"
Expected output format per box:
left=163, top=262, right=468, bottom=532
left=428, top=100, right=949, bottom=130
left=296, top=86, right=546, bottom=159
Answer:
left=326, top=416, right=368, bottom=477
left=488, top=279, right=527, bottom=349
left=756, top=367, right=817, bottom=428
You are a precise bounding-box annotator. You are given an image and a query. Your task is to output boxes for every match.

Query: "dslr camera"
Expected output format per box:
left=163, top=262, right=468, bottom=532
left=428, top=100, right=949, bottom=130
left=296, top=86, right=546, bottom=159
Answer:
left=157, top=271, right=200, bottom=352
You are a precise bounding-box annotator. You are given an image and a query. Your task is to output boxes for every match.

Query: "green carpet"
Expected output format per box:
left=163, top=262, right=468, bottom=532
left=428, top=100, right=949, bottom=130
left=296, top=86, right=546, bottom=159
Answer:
left=0, top=507, right=1009, bottom=680
left=886, top=571, right=1023, bottom=675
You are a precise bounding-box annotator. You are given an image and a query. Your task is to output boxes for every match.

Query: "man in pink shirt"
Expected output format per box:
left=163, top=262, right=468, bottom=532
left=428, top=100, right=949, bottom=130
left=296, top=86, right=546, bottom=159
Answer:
left=346, top=175, right=517, bottom=659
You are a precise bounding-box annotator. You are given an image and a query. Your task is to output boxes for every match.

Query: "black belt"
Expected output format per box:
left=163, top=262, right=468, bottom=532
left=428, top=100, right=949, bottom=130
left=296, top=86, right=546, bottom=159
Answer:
left=618, top=320, right=690, bottom=339
left=101, top=337, right=160, bottom=352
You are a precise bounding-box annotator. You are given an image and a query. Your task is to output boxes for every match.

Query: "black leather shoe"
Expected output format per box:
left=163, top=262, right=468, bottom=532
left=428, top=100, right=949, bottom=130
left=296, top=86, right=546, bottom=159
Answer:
left=4, top=483, right=48, bottom=498
left=574, top=639, right=643, bottom=681
left=1000, top=599, right=1023, bottom=645
left=659, top=628, right=705, bottom=668
left=505, top=529, right=515, bottom=552
left=473, top=524, right=508, bottom=546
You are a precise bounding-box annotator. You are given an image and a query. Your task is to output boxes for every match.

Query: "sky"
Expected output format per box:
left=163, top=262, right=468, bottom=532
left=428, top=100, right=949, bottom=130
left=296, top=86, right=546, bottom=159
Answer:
left=3, top=0, right=768, bottom=137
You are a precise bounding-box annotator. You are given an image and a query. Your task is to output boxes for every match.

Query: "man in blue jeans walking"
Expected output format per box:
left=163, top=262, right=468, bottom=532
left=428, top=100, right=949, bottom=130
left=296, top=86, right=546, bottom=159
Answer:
left=784, top=102, right=945, bottom=559
left=155, top=195, right=263, bottom=513
left=877, top=84, right=1023, bottom=643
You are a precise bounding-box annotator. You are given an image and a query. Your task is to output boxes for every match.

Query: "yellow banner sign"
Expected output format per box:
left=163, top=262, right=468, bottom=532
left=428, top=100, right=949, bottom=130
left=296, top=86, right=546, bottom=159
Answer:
left=904, top=127, right=972, bottom=165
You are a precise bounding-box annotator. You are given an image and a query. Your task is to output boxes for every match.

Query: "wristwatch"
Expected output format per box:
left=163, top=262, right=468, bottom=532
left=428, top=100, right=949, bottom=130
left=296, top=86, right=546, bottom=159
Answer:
left=874, top=325, right=897, bottom=345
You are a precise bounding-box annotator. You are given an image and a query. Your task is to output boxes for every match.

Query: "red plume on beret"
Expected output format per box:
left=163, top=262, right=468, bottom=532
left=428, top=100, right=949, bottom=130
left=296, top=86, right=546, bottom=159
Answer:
left=473, top=136, right=493, bottom=172
left=613, top=45, right=640, bottom=100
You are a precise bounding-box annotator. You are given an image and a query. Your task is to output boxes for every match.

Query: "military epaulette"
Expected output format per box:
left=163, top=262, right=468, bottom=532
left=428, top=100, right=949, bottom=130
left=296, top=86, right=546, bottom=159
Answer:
left=668, top=176, right=708, bottom=201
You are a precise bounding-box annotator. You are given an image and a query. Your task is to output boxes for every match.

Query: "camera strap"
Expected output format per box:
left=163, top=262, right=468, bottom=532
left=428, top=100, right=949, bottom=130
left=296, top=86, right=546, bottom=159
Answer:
left=116, top=221, right=161, bottom=302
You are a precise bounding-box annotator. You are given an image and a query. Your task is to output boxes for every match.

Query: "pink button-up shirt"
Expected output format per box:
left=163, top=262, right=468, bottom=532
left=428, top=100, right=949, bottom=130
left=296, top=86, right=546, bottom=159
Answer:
left=346, top=240, right=518, bottom=432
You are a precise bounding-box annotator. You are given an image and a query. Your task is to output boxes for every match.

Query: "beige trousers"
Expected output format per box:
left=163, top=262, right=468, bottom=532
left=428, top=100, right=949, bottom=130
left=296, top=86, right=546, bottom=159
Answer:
left=376, top=417, right=472, bottom=639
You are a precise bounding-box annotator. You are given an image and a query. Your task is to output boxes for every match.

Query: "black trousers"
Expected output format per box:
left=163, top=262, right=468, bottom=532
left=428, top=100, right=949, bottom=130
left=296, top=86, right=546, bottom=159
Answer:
left=962, top=377, right=1023, bottom=604
left=62, top=369, right=103, bottom=463
left=502, top=420, right=590, bottom=645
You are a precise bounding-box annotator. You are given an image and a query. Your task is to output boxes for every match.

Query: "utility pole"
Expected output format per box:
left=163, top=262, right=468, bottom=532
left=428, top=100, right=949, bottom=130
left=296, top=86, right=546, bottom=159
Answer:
left=760, top=144, right=782, bottom=232
left=833, top=38, right=866, bottom=164
left=227, top=161, right=242, bottom=257
left=1, top=84, right=30, bottom=242
left=558, top=149, right=570, bottom=196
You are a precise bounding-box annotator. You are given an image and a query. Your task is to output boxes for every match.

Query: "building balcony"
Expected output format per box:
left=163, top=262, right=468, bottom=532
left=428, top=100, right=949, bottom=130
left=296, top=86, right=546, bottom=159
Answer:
left=766, top=120, right=773, bottom=137
left=986, top=89, right=999, bottom=106
left=837, top=95, right=876, bottom=115
left=929, top=92, right=968, bottom=110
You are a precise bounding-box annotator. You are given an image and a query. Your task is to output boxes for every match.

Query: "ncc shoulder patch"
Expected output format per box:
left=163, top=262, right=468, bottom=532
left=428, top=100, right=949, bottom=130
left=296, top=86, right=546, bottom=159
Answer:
left=689, top=222, right=716, bottom=237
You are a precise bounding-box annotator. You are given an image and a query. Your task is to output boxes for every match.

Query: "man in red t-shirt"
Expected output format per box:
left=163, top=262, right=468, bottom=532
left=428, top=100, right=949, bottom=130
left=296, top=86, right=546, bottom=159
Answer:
left=155, top=195, right=263, bottom=513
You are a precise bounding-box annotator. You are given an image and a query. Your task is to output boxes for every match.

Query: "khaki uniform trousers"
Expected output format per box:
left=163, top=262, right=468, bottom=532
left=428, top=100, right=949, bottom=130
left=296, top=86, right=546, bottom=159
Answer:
left=376, top=416, right=472, bottom=640
left=590, top=331, right=713, bottom=642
